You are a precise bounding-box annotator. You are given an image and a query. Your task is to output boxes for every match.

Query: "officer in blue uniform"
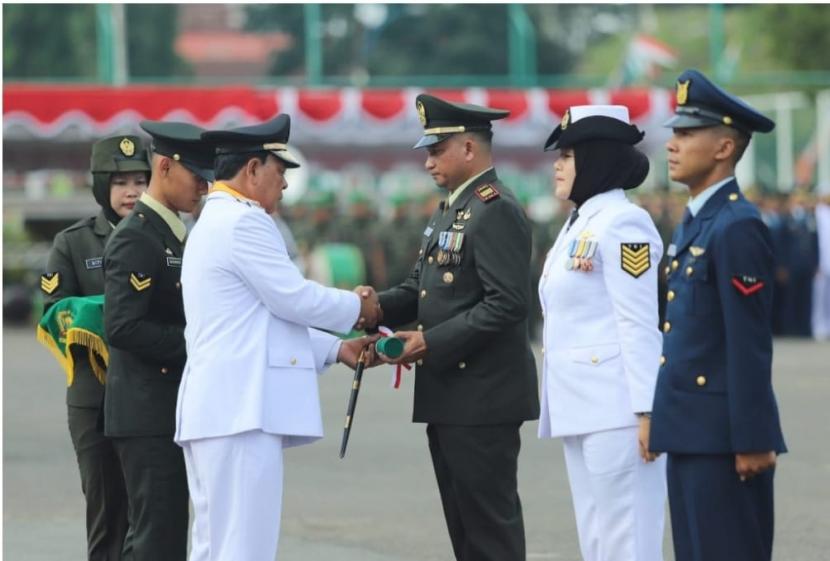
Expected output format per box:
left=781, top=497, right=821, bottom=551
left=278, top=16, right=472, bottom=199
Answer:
left=649, top=69, right=787, bottom=561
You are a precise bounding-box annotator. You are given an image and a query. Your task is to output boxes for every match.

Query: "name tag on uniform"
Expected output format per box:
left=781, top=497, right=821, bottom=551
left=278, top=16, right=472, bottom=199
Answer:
left=424, top=225, right=434, bottom=237
left=667, top=244, right=677, bottom=257
left=166, top=257, right=182, bottom=267
left=84, top=257, right=103, bottom=270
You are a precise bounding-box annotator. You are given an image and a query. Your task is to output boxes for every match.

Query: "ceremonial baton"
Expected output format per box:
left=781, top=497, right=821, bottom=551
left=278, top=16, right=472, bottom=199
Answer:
left=339, top=336, right=404, bottom=459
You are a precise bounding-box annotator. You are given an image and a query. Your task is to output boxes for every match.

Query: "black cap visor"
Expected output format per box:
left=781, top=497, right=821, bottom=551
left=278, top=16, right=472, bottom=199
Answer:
left=179, top=160, right=215, bottom=183
left=544, top=116, right=644, bottom=151
left=413, top=132, right=455, bottom=149
left=271, top=150, right=300, bottom=169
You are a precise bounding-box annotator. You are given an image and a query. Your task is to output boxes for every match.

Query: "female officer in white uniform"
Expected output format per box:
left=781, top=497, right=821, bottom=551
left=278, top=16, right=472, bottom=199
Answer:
left=538, top=105, right=666, bottom=561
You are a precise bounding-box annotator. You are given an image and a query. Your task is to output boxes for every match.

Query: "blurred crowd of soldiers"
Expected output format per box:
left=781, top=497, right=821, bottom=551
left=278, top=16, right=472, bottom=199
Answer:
left=278, top=186, right=829, bottom=340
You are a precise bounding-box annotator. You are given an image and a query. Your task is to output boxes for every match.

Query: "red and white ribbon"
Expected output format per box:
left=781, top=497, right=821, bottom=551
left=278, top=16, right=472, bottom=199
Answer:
left=378, top=325, right=411, bottom=389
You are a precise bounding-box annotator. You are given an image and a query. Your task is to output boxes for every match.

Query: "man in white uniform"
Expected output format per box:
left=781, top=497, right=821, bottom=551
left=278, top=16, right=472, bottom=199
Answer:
left=175, top=114, right=380, bottom=561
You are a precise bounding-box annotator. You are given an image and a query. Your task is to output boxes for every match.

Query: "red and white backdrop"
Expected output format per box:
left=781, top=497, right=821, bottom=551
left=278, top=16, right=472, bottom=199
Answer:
left=3, top=84, right=676, bottom=150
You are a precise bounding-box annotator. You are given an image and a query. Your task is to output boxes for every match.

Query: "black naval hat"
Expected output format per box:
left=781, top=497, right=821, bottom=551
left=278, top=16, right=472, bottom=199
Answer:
left=543, top=105, right=645, bottom=152
left=90, top=135, right=151, bottom=174
left=664, top=69, right=775, bottom=134
left=413, top=93, right=510, bottom=149
left=201, top=114, right=300, bottom=169
left=139, top=120, right=216, bottom=182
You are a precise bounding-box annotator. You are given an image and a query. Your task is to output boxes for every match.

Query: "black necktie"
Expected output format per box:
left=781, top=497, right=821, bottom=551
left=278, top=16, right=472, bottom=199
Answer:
left=682, top=207, right=693, bottom=226
left=566, top=208, right=579, bottom=231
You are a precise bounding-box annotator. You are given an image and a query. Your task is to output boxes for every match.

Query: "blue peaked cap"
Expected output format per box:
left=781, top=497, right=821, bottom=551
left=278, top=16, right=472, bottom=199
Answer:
left=664, top=69, right=775, bottom=135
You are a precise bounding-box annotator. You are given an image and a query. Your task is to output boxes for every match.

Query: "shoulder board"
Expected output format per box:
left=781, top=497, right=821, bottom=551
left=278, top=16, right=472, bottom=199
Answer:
left=63, top=216, right=97, bottom=233
left=474, top=183, right=500, bottom=203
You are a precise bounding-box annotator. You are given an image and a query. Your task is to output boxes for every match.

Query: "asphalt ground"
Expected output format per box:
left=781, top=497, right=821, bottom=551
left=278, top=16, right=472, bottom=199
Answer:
left=4, top=327, right=829, bottom=560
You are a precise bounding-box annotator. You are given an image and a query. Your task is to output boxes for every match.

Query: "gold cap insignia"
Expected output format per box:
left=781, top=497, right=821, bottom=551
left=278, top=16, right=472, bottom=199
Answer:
left=620, top=243, right=651, bottom=278
left=676, top=80, right=690, bottom=105
left=561, top=110, right=570, bottom=130
left=119, top=138, right=135, bottom=157
left=416, top=100, right=427, bottom=127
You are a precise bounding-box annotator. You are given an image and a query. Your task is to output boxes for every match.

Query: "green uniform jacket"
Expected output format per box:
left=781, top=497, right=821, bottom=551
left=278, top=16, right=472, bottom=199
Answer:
left=379, top=169, right=539, bottom=425
left=102, top=200, right=186, bottom=437
left=43, top=212, right=112, bottom=407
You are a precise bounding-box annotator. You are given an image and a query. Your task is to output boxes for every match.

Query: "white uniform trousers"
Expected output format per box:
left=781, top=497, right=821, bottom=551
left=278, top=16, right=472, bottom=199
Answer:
left=561, top=426, right=666, bottom=561
left=182, top=430, right=284, bottom=561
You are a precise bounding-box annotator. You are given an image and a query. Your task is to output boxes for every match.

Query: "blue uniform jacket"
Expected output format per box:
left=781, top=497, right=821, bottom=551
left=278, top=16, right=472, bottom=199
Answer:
left=650, top=180, right=786, bottom=455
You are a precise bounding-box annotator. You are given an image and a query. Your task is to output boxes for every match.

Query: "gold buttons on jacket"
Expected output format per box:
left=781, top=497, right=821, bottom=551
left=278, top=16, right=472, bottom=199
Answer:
left=667, top=290, right=675, bottom=302
left=671, top=259, right=679, bottom=271
left=443, top=272, right=454, bottom=284
left=176, top=282, right=182, bottom=290
left=696, top=375, right=707, bottom=386
left=420, top=289, right=427, bottom=298
left=663, top=321, right=671, bottom=333
left=428, top=256, right=434, bottom=264
left=686, top=266, right=694, bottom=277
left=458, top=362, right=467, bottom=369
left=660, top=355, right=667, bottom=366
left=417, top=324, right=424, bottom=331
left=419, top=249, right=424, bottom=256
left=664, top=265, right=671, bottom=276
left=416, top=359, right=424, bottom=366
left=729, top=193, right=739, bottom=202
left=591, top=356, right=599, bottom=365
left=161, top=367, right=168, bottom=374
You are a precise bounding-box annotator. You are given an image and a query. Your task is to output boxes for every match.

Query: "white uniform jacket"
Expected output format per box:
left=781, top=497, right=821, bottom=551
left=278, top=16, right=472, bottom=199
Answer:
left=538, top=189, right=663, bottom=438
left=175, top=190, right=360, bottom=447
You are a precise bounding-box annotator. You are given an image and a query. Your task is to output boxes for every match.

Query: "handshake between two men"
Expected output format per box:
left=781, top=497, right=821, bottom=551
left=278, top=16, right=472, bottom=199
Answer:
left=336, top=285, right=426, bottom=370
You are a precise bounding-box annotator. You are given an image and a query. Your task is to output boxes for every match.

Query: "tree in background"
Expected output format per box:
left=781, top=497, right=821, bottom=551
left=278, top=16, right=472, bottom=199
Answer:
left=3, top=4, right=97, bottom=79
left=126, top=4, right=191, bottom=79
left=758, top=4, right=830, bottom=72
left=3, top=4, right=188, bottom=81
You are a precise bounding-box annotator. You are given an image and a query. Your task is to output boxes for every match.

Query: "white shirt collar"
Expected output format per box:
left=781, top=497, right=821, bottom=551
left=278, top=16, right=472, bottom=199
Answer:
left=688, top=176, right=734, bottom=217
left=578, top=188, right=626, bottom=216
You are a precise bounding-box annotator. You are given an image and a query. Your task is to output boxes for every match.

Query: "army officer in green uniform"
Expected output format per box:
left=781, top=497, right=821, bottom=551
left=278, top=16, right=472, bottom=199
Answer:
left=376, top=94, right=539, bottom=561
left=103, top=121, right=214, bottom=561
left=41, top=135, right=150, bottom=561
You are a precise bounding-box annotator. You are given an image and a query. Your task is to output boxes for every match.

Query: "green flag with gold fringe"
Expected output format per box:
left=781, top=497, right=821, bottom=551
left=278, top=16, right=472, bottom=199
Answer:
left=36, top=294, right=108, bottom=386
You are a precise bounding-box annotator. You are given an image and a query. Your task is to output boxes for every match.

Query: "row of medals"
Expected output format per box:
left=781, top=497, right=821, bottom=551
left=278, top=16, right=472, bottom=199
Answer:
left=566, top=232, right=598, bottom=272
left=435, top=208, right=472, bottom=282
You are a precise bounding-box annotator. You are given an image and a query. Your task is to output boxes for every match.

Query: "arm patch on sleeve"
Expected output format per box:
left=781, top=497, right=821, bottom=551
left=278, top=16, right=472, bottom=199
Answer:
left=129, top=272, right=152, bottom=292
left=41, top=272, right=60, bottom=294
left=731, top=275, right=764, bottom=296
left=620, top=243, right=650, bottom=278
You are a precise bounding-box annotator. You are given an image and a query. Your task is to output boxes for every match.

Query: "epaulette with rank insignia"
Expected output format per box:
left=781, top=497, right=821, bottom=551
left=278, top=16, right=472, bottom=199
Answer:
left=474, top=183, right=500, bottom=203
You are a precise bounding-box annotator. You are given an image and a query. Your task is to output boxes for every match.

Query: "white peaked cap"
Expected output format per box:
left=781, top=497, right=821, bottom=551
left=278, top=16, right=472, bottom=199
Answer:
left=568, top=105, right=631, bottom=125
